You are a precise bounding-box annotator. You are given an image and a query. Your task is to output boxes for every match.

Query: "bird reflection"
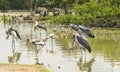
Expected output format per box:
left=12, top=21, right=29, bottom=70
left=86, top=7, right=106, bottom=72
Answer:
left=8, top=52, right=21, bottom=63
left=77, top=58, right=95, bottom=72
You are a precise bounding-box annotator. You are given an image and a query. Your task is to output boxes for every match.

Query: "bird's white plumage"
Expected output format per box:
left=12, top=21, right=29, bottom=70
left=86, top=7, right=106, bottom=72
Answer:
left=35, top=41, right=45, bottom=46
left=11, top=30, right=17, bottom=39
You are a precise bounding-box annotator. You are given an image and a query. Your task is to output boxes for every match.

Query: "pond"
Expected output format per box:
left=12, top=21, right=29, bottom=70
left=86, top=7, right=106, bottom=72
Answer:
left=0, top=23, right=120, bottom=72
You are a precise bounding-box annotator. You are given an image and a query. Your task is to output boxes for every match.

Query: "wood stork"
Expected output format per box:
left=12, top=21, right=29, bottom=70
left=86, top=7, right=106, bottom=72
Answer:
left=34, top=21, right=47, bottom=32
left=47, top=33, right=58, bottom=53
left=26, top=36, right=49, bottom=65
left=6, top=28, right=21, bottom=40
left=47, top=33, right=58, bottom=39
left=26, top=36, right=49, bottom=53
left=6, top=28, right=21, bottom=54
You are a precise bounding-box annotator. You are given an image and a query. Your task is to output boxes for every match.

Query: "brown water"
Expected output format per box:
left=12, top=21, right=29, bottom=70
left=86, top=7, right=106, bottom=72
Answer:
left=0, top=23, right=120, bottom=72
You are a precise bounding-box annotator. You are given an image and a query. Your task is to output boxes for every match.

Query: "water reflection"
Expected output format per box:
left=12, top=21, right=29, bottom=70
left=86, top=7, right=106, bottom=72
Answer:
left=77, top=58, right=95, bottom=72
left=8, top=52, right=21, bottom=63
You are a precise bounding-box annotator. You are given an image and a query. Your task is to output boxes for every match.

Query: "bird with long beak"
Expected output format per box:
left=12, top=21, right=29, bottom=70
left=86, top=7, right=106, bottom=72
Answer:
left=34, top=21, right=47, bottom=32
left=73, top=31, right=91, bottom=53
left=70, top=24, right=95, bottom=38
left=47, top=33, right=58, bottom=39
left=6, top=28, right=21, bottom=40
left=6, top=27, right=21, bottom=54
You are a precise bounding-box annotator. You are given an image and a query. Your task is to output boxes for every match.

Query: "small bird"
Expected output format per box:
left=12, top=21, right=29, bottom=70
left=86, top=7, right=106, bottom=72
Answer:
left=34, top=21, right=47, bottom=31
left=6, top=28, right=21, bottom=40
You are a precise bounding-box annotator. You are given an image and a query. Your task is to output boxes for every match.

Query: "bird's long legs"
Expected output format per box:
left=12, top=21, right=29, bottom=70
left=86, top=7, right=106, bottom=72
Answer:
left=51, top=38, right=54, bottom=53
left=40, top=29, right=41, bottom=38
left=12, top=36, right=15, bottom=54
left=35, top=46, right=43, bottom=65
left=80, top=48, right=87, bottom=64
left=80, top=48, right=83, bottom=60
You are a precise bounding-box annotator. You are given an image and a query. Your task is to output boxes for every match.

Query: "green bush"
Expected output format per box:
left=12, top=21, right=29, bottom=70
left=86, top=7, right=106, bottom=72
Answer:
left=49, top=1, right=120, bottom=27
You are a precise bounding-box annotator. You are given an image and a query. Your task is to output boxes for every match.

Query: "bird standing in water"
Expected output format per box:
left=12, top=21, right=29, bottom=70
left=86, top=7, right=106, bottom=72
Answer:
left=34, top=21, right=47, bottom=32
left=6, top=28, right=21, bottom=40
left=70, top=24, right=95, bottom=59
left=6, top=27, right=21, bottom=54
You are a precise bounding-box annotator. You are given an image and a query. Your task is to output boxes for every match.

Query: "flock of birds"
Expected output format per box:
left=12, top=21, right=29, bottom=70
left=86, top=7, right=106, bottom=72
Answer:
left=5, top=21, right=95, bottom=63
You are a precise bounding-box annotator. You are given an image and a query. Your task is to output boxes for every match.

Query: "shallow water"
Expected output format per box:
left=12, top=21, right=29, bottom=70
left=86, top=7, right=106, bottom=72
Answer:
left=0, top=23, right=120, bottom=72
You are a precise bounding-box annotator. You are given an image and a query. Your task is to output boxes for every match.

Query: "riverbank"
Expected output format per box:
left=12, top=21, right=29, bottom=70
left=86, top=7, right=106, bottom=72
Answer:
left=0, top=63, right=52, bottom=72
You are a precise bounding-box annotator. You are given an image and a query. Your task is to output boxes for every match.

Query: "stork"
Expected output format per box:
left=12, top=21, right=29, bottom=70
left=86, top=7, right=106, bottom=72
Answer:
left=70, top=24, right=95, bottom=59
left=6, top=27, right=21, bottom=54
left=34, top=21, right=47, bottom=32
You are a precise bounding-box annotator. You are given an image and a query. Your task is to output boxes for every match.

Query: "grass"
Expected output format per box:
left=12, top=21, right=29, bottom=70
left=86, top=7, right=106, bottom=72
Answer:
left=0, top=63, right=52, bottom=72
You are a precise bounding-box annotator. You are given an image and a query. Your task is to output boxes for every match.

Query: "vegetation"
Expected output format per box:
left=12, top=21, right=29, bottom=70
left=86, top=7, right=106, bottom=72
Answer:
left=0, top=0, right=120, bottom=27
left=49, top=1, right=120, bottom=28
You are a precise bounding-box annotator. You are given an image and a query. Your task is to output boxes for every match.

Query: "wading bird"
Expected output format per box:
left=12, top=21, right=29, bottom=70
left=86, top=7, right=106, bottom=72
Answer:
left=47, top=33, right=58, bottom=53
left=73, top=31, right=91, bottom=53
left=34, top=21, right=47, bottom=32
left=70, top=24, right=95, bottom=59
left=47, top=33, right=58, bottom=39
left=26, top=37, right=48, bottom=53
left=26, top=34, right=57, bottom=53
left=26, top=34, right=57, bottom=64
left=70, top=24, right=95, bottom=38
left=26, top=37, right=49, bottom=65
left=6, top=28, right=21, bottom=54
left=6, top=28, right=21, bottom=40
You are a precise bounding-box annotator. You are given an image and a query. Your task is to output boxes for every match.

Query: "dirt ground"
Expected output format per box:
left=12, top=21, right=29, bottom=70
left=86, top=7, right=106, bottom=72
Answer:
left=0, top=63, right=51, bottom=72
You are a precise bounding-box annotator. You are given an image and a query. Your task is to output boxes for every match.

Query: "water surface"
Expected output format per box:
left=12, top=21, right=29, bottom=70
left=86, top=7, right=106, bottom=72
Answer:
left=0, top=23, right=120, bottom=72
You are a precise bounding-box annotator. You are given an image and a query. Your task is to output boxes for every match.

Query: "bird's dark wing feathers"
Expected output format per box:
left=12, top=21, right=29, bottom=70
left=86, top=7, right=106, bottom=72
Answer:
left=70, top=25, right=79, bottom=32
left=79, top=25, right=90, bottom=33
left=76, top=35, right=91, bottom=53
left=37, top=24, right=47, bottom=31
left=79, top=25, right=95, bottom=38
left=14, top=30, right=21, bottom=40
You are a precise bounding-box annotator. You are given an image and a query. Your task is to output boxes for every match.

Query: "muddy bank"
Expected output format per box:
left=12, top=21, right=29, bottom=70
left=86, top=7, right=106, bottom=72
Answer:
left=0, top=63, right=52, bottom=72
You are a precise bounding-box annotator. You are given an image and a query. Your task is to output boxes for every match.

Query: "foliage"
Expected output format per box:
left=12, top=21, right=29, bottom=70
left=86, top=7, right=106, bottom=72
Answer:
left=49, top=1, right=120, bottom=27
left=0, top=0, right=120, bottom=27
left=1, top=15, right=9, bottom=24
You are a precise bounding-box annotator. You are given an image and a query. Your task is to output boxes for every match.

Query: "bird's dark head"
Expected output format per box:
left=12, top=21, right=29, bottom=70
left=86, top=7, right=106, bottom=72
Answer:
left=85, top=29, right=95, bottom=38
left=70, top=24, right=79, bottom=32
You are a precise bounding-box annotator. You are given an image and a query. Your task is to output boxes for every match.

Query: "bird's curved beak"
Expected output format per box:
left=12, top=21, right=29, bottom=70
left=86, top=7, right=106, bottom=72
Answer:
left=26, top=38, right=30, bottom=44
left=34, top=26, right=37, bottom=32
left=6, top=31, right=9, bottom=39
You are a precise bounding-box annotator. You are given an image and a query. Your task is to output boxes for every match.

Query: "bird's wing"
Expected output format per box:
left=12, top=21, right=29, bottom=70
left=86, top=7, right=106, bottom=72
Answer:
left=79, top=25, right=95, bottom=38
left=70, top=24, right=79, bottom=32
left=14, top=30, right=21, bottom=40
left=37, top=24, right=47, bottom=31
left=35, top=41, right=45, bottom=46
left=76, top=35, right=91, bottom=53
